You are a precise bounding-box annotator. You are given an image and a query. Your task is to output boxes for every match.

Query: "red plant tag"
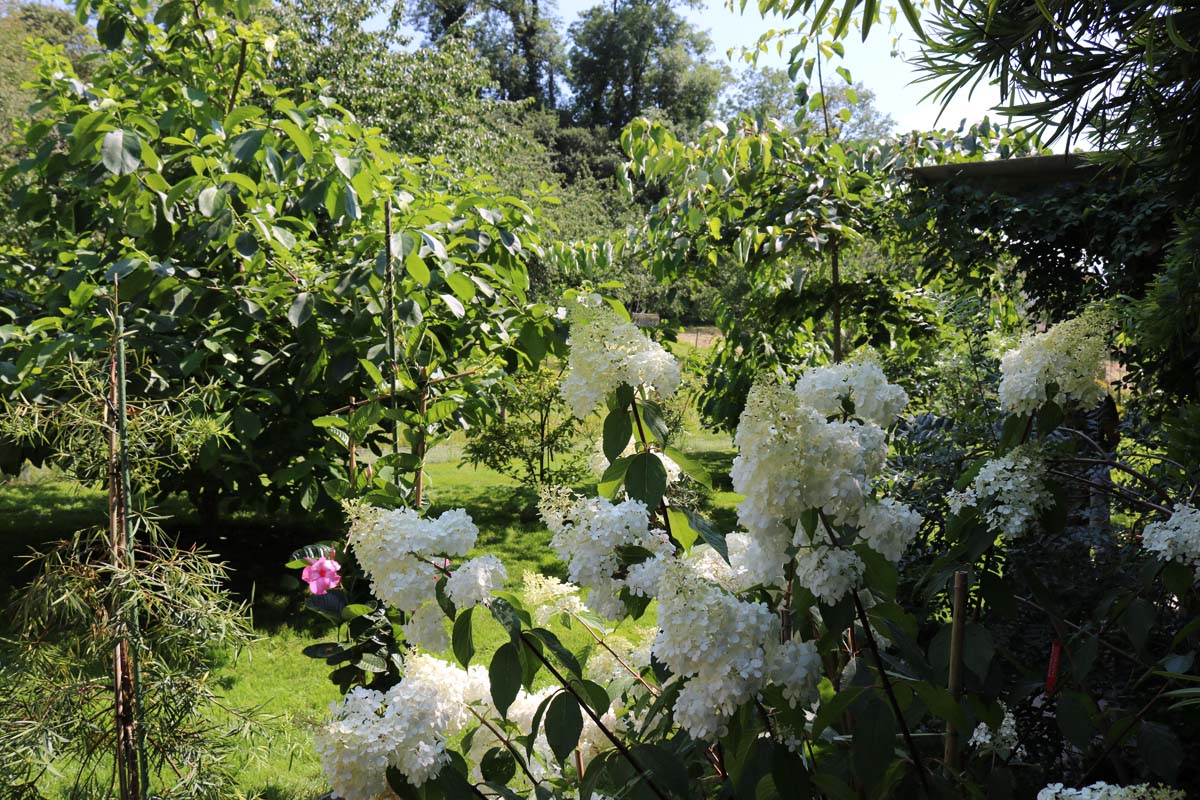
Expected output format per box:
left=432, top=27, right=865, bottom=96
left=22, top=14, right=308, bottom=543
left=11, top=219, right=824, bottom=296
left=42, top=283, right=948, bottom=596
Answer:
left=1045, top=639, right=1063, bottom=696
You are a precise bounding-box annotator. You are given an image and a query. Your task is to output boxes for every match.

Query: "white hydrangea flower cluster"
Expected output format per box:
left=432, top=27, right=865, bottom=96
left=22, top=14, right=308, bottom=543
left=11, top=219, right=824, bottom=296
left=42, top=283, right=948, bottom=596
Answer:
left=731, top=366, right=919, bottom=603
left=520, top=572, right=586, bottom=625
left=1037, top=783, right=1185, bottom=800
left=856, top=498, right=923, bottom=562
left=793, top=546, right=866, bottom=605
left=541, top=491, right=673, bottom=619
left=314, top=654, right=492, bottom=798
left=950, top=448, right=1053, bottom=540
left=445, top=554, right=507, bottom=609
left=651, top=560, right=820, bottom=740
left=560, top=294, right=681, bottom=419
left=348, top=506, right=479, bottom=612
left=732, top=380, right=889, bottom=537
left=768, top=639, right=823, bottom=709
left=794, top=359, right=910, bottom=427
left=401, top=601, right=450, bottom=652
left=968, top=706, right=1023, bottom=759
left=1141, top=505, right=1200, bottom=572
left=998, top=310, right=1110, bottom=415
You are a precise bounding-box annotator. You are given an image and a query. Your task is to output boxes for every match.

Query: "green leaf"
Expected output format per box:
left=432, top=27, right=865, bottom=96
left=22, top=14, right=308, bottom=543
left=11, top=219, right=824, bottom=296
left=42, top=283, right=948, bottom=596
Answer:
left=638, top=401, right=670, bottom=443
left=490, top=642, right=522, bottom=718
left=1121, top=598, right=1155, bottom=652
left=445, top=272, right=476, bottom=302
left=288, top=292, right=313, bottom=328
left=685, top=509, right=728, bottom=562
left=663, top=446, right=711, bottom=488
left=545, top=692, right=583, bottom=763
left=277, top=118, right=313, bottom=160
left=1138, top=720, right=1182, bottom=781
left=1056, top=691, right=1096, bottom=750
left=667, top=508, right=697, bottom=551
left=602, top=409, right=633, bottom=463
left=198, top=185, right=225, bottom=217
left=101, top=129, right=141, bottom=175
left=229, top=129, right=266, bottom=162
left=405, top=250, right=430, bottom=285
left=853, top=693, right=896, bottom=789
left=625, top=452, right=667, bottom=510
left=963, top=624, right=995, bottom=679
left=480, top=747, right=517, bottom=785
left=439, top=293, right=466, bottom=319
left=528, top=628, right=582, bottom=678
left=598, top=455, right=633, bottom=499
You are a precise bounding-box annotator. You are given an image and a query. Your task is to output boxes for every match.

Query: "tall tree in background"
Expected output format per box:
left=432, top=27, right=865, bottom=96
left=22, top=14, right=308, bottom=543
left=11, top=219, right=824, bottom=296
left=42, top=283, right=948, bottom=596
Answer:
left=408, top=0, right=564, bottom=108
left=567, top=0, right=724, bottom=132
left=720, top=66, right=895, bottom=141
left=0, top=1, right=90, bottom=150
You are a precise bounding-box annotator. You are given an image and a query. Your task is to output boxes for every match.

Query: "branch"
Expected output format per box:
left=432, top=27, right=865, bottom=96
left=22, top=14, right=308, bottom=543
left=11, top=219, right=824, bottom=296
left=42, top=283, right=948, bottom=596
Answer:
left=226, top=39, right=249, bottom=116
left=518, top=632, right=671, bottom=800
left=1047, top=468, right=1172, bottom=515
left=852, top=590, right=931, bottom=792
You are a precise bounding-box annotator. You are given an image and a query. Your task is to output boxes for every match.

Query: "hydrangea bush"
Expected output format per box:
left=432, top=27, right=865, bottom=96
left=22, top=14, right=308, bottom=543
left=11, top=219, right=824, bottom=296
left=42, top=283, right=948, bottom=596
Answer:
left=289, top=297, right=1199, bottom=799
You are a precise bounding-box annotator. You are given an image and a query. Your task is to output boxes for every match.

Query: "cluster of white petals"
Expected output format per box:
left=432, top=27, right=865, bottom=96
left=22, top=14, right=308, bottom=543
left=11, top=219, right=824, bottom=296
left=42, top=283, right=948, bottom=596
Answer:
left=1141, top=505, right=1200, bottom=572
left=561, top=294, right=680, bottom=418
left=348, top=505, right=479, bottom=612
left=401, top=601, right=450, bottom=652
left=729, top=364, right=916, bottom=604
left=1037, top=784, right=1185, bottom=800
left=793, top=545, right=865, bottom=605
left=968, top=706, right=1023, bottom=759
left=314, top=655, right=492, bottom=798
left=794, top=359, right=910, bottom=427
left=998, top=311, right=1110, bottom=415
left=651, top=560, right=820, bottom=740
left=520, top=572, right=586, bottom=625
left=541, top=491, right=673, bottom=619
left=445, top=554, right=507, bottom=609
left=732, top=380, right=888, bottom=539
left=950, top=449, right=1053, bottom=540
left=857, top=497, right=923, bottom=562
left=767, top=639, right=823, bottom=709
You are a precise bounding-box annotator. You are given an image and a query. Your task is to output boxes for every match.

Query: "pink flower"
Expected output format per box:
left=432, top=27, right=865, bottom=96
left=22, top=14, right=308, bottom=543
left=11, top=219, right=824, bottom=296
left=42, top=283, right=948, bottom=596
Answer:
left=301, top=551, right=342, bottom=595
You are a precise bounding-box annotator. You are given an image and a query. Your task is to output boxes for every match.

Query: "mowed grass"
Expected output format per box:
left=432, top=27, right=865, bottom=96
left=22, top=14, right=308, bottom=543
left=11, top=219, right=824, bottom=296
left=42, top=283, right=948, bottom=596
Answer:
left=0, top=395, right=740, bottom=798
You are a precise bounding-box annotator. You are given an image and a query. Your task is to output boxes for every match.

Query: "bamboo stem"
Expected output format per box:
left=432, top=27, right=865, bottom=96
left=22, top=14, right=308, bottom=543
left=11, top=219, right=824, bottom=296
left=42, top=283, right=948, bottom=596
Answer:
left=383, top=201, right=401, bottom=493
left=944, top=571, right=968, bottom=769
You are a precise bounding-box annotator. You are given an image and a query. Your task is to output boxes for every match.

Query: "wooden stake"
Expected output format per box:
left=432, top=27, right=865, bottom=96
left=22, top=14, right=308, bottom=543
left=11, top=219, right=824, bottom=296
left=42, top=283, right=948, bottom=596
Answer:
left=944, top=570, right=969, bottom=769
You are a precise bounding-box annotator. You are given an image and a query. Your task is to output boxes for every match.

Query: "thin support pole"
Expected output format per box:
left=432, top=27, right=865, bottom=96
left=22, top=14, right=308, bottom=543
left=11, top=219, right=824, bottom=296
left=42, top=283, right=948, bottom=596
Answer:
left=383, top=201, right=401, bottom=492
left=944, top=571, right=968, bottom=769
left=110, top=283, right=145, bottom=800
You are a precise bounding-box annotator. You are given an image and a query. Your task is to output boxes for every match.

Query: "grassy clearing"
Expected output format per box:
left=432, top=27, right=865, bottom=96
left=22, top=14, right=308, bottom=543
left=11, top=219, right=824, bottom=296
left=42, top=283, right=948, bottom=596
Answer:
left=1, top=393, right=740, bottom=798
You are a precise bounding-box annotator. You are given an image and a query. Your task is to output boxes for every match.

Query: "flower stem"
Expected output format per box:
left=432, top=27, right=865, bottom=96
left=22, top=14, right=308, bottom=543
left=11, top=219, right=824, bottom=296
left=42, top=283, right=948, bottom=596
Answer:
left=519, top=632, right=671, bottom=800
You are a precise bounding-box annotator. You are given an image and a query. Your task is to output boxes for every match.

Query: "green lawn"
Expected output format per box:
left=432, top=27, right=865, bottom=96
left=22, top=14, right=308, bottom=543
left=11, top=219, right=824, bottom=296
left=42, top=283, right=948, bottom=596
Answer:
left=0, top=419, right=739, bottom=799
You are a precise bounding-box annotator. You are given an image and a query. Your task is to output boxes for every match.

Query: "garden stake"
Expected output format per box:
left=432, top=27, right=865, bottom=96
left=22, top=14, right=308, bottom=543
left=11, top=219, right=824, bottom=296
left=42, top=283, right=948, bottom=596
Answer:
left=109, top=283, right=146, bottom=800
left=944, top=570, right=968, bottom=769
left=383, top=200, right=401, bottom=492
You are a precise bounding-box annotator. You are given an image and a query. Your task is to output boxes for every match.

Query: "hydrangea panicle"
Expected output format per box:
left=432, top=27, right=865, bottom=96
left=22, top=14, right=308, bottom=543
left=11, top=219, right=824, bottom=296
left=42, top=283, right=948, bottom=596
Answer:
left=1141, top=505, right=1200, bottom=572
left=561, top=295, right=680, bottom=419
left=998, top=309, right=1111, bottom=415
